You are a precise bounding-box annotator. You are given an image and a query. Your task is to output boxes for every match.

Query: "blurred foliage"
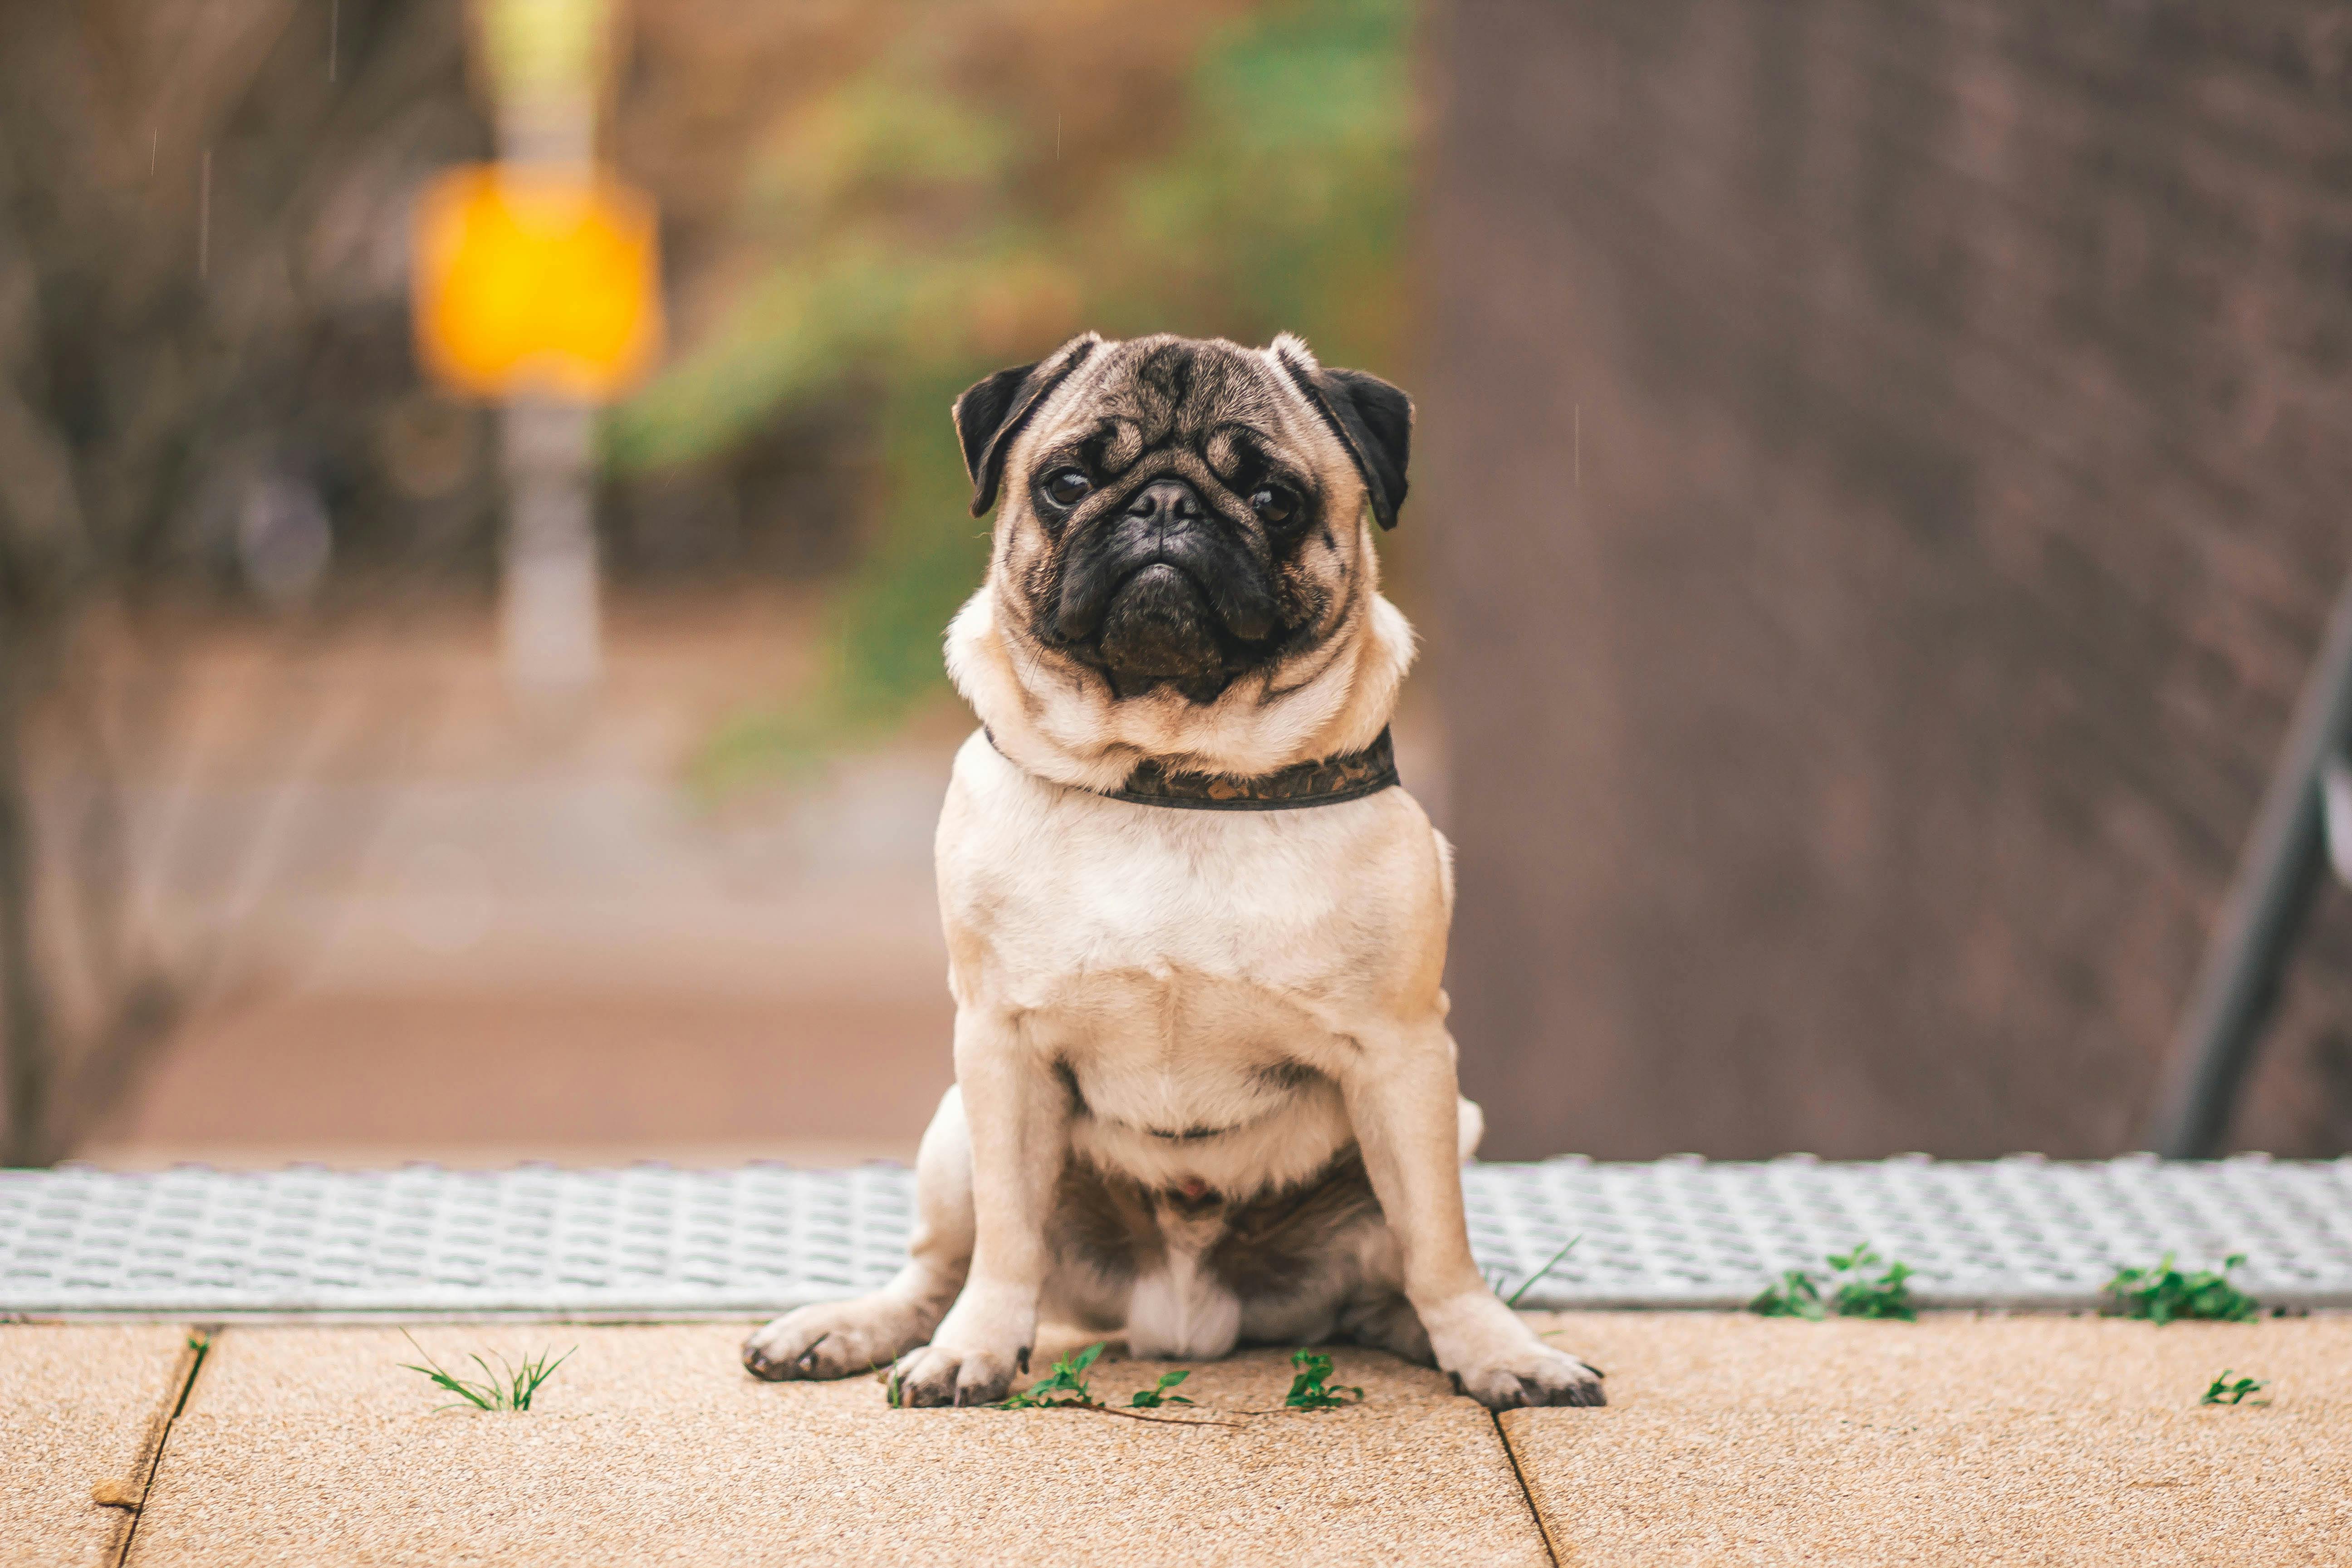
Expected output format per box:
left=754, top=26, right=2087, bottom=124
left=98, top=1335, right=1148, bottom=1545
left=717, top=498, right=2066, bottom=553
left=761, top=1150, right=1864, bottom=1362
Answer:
left=608, top=0, right=1412, bottom=792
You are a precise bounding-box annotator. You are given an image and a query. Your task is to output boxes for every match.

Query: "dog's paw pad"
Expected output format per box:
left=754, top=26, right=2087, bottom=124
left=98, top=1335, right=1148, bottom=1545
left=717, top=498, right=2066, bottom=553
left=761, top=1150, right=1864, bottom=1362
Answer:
left=1455, top=1348, right=1607, bottom=1411
left=889, top=1343, right=1019, bottom=1408
left=742, top=1321, right=826, bottom=1382
left=745, top=1297, right=938, bottom=1383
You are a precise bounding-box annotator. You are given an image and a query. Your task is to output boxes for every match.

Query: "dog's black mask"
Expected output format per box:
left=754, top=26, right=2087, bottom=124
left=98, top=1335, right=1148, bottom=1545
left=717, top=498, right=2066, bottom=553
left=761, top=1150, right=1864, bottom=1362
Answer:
left=954, top=335, right=1412, bottom=704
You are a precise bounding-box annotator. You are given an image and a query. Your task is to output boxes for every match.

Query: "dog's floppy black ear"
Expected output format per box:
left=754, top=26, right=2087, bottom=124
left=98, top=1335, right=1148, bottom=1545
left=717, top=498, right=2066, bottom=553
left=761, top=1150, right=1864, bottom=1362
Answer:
left=952, top=334, right=1100, bottom=518
left=1275, top=341, right=1413, bottom=530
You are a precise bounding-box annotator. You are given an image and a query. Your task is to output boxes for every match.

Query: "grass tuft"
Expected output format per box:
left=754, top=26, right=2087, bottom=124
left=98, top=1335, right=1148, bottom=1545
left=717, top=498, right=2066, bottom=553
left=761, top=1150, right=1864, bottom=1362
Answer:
left=1486, top=1235, right=1583, bottom=1308
left=2106, top=1253, right=2260, bottom=1324
left=398, top=1330, right=574, bottom=1413
left=2200, top=1369, right=2269, bottom=1406
left=1749, top=1241, right=1917, bottom=1321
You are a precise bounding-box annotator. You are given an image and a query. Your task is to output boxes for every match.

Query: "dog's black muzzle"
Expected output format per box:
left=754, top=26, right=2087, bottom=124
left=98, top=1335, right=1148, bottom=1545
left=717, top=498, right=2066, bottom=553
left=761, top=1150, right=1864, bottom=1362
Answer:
left=1051, top=477, right=1277, bottom=698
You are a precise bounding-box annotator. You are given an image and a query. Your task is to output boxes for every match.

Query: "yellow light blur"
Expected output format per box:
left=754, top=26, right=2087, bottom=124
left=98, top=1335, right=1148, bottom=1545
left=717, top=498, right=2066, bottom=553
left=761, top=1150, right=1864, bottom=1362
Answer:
left=412, top=165, right=662, bottom=402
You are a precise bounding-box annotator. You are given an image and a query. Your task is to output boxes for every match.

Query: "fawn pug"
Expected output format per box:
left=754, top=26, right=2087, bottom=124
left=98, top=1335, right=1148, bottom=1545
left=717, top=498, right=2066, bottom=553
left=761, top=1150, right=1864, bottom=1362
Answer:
left=744, top=332, right=1603, bottom=1411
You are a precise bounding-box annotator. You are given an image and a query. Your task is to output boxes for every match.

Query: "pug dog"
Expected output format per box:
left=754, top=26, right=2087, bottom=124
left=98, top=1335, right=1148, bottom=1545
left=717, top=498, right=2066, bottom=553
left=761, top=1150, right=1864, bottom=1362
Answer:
left=742, top=332, right=1604, bottom=1411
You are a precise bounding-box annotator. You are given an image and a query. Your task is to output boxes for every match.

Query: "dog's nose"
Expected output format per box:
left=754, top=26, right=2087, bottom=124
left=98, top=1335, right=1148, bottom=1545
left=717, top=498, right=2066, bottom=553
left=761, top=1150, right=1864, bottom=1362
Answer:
left=1123, top=479, right=1202, bottom=527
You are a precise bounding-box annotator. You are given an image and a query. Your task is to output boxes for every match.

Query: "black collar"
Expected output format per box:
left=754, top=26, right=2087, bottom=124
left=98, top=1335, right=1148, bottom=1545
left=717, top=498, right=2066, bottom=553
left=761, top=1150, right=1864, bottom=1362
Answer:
left=987, top=727, right=1400, bottom=811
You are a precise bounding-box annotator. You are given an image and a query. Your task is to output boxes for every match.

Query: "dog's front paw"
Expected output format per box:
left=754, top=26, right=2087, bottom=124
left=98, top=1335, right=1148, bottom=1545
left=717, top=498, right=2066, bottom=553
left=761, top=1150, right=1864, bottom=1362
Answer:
left=1423, top=1293, right=1607, bottom=1411
left=744, top=1294, right=942, bottom=1382
left=888, top=1340, right=1026, bottom=1408
left=1450, top=1343, right=1606, bottom=1411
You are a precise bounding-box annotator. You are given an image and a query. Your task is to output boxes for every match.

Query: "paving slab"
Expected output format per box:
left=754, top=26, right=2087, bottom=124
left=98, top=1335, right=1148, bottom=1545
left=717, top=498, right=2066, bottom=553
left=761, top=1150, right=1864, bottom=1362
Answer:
left=127, top=1323, right=1548, bottom=1567
left=0, top=1324, right=199, bottom=1568
left=1507, top=1312, right=2352, bottom=1566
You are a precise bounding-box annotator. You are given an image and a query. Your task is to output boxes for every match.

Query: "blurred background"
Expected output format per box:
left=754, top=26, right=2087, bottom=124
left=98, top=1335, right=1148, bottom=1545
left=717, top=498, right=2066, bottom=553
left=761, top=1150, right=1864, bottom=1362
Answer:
left=0, top=0, right=2346, bottom=1171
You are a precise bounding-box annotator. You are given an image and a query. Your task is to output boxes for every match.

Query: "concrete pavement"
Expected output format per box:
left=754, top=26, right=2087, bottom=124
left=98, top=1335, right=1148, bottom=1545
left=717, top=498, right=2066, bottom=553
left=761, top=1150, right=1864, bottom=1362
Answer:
left=125, top=1325, right=1544, bottom=1567
left=8, top=1313, right=2348, bottom=1565
left=1514, top=1312, right=2352, bottom=1565
left=0, top=1326, right=196, bottom=1568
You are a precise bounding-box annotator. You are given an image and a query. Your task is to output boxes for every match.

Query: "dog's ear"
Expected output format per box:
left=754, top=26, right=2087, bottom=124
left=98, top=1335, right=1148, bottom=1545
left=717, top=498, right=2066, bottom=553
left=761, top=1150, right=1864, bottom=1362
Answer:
left=952, top=334, right=1101, bottom=518
left=1275, top=339, right=1412, bottom=530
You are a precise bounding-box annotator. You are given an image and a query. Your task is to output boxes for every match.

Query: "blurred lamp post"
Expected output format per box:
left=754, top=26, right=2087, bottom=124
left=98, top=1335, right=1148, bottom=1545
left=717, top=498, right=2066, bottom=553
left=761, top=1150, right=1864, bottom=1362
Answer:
left=412, top=0, right=661, bottom=699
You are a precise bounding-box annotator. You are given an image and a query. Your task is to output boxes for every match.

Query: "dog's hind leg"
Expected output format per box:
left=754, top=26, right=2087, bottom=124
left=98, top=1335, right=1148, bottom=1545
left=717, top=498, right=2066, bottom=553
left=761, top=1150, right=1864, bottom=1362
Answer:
left=1315, top=1098, right=1465, bottom=1368
left=743, top=1086, right=975, bottom=1382
left=1339, top=1289, right=1435, bottom=1366
left=1317, top=1099, right=1469, bottom=1367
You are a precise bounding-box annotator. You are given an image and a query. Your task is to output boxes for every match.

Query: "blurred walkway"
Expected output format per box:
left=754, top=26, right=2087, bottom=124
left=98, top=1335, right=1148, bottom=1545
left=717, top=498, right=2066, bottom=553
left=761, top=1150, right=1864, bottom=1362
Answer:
left=79, top=591, right=961, bottom=1169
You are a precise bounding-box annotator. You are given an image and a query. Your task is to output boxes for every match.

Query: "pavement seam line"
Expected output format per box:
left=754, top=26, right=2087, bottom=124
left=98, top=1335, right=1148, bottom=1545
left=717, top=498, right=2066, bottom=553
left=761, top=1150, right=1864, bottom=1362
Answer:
left=112, top=1325, right=216, bottom=1568
left=1492, top=1410, right=1562, bottom=1568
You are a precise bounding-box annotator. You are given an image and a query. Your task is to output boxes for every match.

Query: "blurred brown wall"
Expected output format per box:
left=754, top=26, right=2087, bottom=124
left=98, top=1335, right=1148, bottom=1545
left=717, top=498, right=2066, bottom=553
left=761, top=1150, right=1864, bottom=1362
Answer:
left=1424, top=0, right=2352, bottom=1160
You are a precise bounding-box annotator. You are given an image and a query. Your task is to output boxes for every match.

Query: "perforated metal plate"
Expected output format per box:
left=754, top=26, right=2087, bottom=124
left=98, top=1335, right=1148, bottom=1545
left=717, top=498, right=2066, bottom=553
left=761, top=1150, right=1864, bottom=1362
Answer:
left=0, top=1164, right=913, bottom=1321
left=2, top=1155, right=2347, bottom=1319
left=1469, top=1154, right=2352, bottom=1310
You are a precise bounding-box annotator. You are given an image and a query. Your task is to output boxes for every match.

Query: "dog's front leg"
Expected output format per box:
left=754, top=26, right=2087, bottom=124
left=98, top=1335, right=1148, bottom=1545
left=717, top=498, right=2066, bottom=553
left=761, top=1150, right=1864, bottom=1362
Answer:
left=1342, top=1022, right=1606, bottom=1411
left=889, top=1004, right=1065, bottom=1407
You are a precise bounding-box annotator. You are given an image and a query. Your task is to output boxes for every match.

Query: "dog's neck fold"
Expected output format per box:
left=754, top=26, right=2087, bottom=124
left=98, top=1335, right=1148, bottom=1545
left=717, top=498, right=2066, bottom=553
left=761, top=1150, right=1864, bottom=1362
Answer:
left=946, top=575, right=1416, bottom=794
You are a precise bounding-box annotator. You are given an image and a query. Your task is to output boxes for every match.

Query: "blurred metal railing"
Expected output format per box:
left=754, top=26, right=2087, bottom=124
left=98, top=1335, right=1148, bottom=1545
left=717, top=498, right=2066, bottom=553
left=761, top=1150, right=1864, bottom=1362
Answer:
left=2146, top=571, right=2352, bottom=1157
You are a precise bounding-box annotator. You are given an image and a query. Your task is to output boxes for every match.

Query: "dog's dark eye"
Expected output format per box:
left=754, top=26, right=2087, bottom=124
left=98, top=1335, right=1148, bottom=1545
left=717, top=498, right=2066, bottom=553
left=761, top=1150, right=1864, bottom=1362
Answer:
left=1041, top=469, right=1092, bottom=508
left=1250, top=485, right=1297, bottom=525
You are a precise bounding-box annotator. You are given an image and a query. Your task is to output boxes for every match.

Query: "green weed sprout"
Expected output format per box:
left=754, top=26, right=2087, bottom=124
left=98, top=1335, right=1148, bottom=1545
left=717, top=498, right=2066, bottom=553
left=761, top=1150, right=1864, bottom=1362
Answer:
left=1750, top=1266, right=1826, bottom=1319
left=937, top=1343, right=1232, bottom=1426
left=2106, top=1254, right=2260, bottom=1323
left=1129, top=1369, right=1194, bottom=1408
left=2200, top=1370, right=2269, bottom=1406
left=996, top=1342, right=1105, bottom=1410
left=1749, top=1241, right=1916, bottom=1321
left=1283, top=1348, right=1364, bottom=1410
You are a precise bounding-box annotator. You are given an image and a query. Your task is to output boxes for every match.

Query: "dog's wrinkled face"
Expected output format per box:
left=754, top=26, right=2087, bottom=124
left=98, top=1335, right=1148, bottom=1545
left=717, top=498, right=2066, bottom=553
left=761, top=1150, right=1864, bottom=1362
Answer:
left=954, top=333, right=1411, bottom=704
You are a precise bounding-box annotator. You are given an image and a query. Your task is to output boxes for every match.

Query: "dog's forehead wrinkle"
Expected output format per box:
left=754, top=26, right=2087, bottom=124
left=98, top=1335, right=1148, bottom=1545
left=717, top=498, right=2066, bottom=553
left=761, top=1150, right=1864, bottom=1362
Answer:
left=1206, top=428, right=1241, bottom=475
left=1205, top=424, right=1296, bottom=481
left=1132, top=339, right=1200, bottom=409
left=1064, top=412, right=1310, bottom=498
left=1102, top=338, right=1288, bottom=428
left=1100, top=421, right=1144, bottom=474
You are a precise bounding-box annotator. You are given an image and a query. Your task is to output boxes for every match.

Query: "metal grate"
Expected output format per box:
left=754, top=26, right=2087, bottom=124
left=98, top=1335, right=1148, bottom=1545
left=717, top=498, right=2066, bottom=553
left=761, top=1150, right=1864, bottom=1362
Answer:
left=1468, top=1153, right=2352, bottom=1309
left=1, top=1155, right=2347, bottom=1319
left=0, top=1163, right=913, bottom=1320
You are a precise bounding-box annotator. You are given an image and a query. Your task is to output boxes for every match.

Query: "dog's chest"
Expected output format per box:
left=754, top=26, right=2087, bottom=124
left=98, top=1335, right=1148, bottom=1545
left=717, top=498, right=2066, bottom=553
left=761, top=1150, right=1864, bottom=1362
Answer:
left=938, top=734, right=1435, bottom=1074
left=942, top=757, right=1390, bottom=1016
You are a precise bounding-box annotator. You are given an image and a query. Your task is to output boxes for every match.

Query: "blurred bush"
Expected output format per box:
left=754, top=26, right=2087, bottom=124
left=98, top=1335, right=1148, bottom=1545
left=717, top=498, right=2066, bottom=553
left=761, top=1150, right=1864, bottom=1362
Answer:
left=604, top=0, right=1414, bottom=790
